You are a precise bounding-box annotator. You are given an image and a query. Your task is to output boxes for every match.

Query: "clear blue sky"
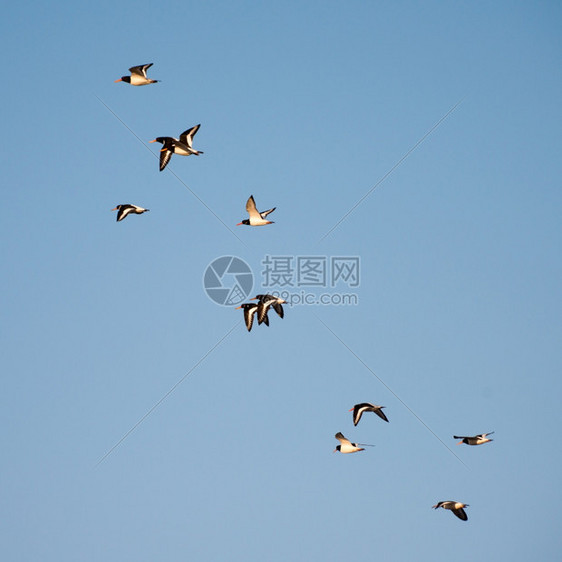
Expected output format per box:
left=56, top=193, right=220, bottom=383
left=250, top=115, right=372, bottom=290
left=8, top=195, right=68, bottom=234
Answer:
left=2, top=2, right=561, bottom=560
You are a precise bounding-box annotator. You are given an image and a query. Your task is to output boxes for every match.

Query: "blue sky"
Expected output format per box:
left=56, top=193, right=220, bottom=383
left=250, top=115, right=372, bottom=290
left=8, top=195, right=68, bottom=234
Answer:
left=1, top=2, right=561, bottom=560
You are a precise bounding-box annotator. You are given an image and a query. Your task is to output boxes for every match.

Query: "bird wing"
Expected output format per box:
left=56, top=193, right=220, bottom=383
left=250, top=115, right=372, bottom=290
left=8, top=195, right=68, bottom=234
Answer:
left=257, top=301, right=270, bottom=324
left=374, top=407, right=389, bottom=423
left=179, top=124, right=201, bottom=149
left=129, top=63, right=152, bottom=77
left=271, top=302, right=284, bottom=318
left=335, top=432, right=351, bottom=446
left=245, top=195, right=262, bottom=221
left=480, top=432, right=495, bottom=438
left=352, top=403, right=374, bottom=426
left=452, top=508, right=468, bottom=521
left=259, top=207, right=276, bottom=218
left=116, top=205, right=133, bottom=222
left=453, top=435, right=469, bottom=440
left=159, top=149, right=173, bottom=171
left=260, top=311, right=270, bottom=327
left=352, top=405, right=364, bottom=426
left=158, top=139, right=174, bottom=171
left=243, top=306, right=257, bottom=332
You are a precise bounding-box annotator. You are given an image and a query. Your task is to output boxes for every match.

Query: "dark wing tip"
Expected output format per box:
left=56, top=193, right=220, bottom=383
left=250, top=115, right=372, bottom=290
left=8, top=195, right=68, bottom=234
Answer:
left=272, top=303, right=284, bottom=318
left=375, top=409, right=389, bottom=422
left=454, top=508, right=468, bottom=521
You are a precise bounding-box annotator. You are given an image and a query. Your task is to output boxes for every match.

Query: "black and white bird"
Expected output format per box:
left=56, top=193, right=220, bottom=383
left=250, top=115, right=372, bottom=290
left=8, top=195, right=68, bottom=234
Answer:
left=453, top=432, right=494, bottom=446
left=111, top=204, right=149, bottom=222
left=115, top=64, right=159, bottom=86
left=349, top=403, right=389, bottom=426
left=149, top=124, right=204, bottom=171
left=333, top=432, right=373, bottom=454
left=432, top=501, right=469, bottom=521
left=236, top=195, right=276, bottom=226
left=251, top=294, right=286, bottom=325
left=235, top=303, right=269, bottom=332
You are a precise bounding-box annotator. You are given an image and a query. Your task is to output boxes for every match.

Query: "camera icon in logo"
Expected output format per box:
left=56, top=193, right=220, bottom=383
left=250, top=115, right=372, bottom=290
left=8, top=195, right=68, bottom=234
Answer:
left=203, top=256, right=253, bottom=306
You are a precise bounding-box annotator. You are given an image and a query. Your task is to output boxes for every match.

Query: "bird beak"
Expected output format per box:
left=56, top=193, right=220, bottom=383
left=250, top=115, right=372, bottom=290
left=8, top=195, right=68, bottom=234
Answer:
left=111, top=207, right=118, bottom=211
left=348, top=408, right=354, bottom=412
left=333, top=449, right=338, bottom=453
left=236, top=222, right=243, bottom=226
left=149, top=139, right=157, bottom=143
left=235, top=306, right=243, bottom=310
left=114, top=78, right=123, bottom=83
left=457, top=441, right=463, bottom=445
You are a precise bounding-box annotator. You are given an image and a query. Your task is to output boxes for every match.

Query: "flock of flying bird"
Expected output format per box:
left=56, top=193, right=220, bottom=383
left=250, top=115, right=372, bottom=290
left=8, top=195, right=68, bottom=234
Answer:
left=334, top=404, right=493, bottom=521
left=114, top=63, right=493, bottom=523
left=235, top=294, right=286, bottom=332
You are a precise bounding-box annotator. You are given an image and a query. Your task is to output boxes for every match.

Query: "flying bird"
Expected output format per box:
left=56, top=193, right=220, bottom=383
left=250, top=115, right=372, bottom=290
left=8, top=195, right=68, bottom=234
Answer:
left=236, top=303, right=269, bottom=332
left=236, top=195, right=276, bottom=226
left=432, top=501, right=469, bottom=521
left=251, top=294, right=286, bottom=325
left=111, top=204, right=149, bottom=222
left=349, top=403, right=389, bottom=426
left=115, top=64, right=159, bottom=86
left=149, top=124, right=204, bottom=171
left=333, top=432, right=373, bottom=454
left=453, top=432, right=494, bottom=446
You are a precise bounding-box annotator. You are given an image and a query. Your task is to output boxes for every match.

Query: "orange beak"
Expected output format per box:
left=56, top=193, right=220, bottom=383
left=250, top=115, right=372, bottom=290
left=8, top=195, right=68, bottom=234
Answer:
left=236, top=222, right=243, bottom=226
left=111, top=207, right=118, bottom=211
left=348, top=408, right=354, bottom=412
left=149, top=139, right=157, bottom=143
left=114, top=78, right=123, bottom=83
